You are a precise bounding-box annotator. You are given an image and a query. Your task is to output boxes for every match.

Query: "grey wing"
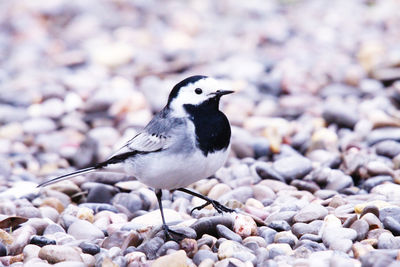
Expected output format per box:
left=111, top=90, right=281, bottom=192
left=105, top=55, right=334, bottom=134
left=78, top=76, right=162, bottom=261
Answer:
left=109, top=112, right=184, bottom=158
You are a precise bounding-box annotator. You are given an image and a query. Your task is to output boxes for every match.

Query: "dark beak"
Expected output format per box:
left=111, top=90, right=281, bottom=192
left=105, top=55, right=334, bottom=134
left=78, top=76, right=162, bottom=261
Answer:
left=213, top=90, right=234, bottom=97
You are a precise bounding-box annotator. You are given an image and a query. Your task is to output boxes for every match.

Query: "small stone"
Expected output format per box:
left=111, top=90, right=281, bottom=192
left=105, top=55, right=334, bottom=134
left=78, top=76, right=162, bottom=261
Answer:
left=79, top=203, right=118, bottom=214
left=23, top=244, right=40, bottom=262
left=151, top=250, right=188, bottom=267
left=207, top=184, right=232, bottom=200
left=378, top=232, right=400, bottom=249
left=274, top=231, right=298, bottom=248
left=191, top=216, right=233, bottom=239
left=193, top=250, right=218, bottom=266
left=383, top=217, right=400, bottom=236
left=136, top=237, right=164, bottom=260
left=371, top=183, right=400, bottom=201
left=43, top=224, right=66, bottom=235
left=0, top=242, right=6, bottom=256
left=156, top=241, right=180, bottom=257
left=375, top=140, right=400, bottom=158
left=112, top=193, right=143, bottom=214
left=329, top=238, right=353, bottom=252
left=40, top=197, right=65, bottom=213
left=29, top=235, right=56, bottom=247
left=180, top=238, right=198, bottom=258
left=293, top=203, right=328, bottom=223
left=322, top=104, right=359, bottom=129
left=361, top=213, right=383, bottom=229
left=22, top=118, right=56, bottom=134
left=216, top=225, right=242, bottom=242
left=67, top=219, right=104, bottom=240
left=38, top=245, right=83, bottom=264
left=266, top=243, right=293, bottom=257
left=233, top=214, right=257, bottom=238
left=254, top=162, right=285, bottom=182
left=79, top=241, right=100, bottom=255
left=267, top=221, right=291, bottom=232
left=362, top=176, right=393, bottom=192
left=272, top=156, right=312, bottom=182
left=350, top=220, right=369, bottom=241
left=218, top=240, right=255, bottom=262
left=259, top=227, right=277, bottom=244
left=86, top=184, right=116, bottom=204
left=322, top=227, right=357, bottom=247
left=76, top=207, right=94, bottom=223
left=8, top=225, right=36, bottom=255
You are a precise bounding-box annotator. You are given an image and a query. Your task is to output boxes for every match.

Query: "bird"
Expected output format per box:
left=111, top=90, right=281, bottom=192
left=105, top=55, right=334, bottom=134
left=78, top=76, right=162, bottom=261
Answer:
left=38, top=75, right=235, bottom=239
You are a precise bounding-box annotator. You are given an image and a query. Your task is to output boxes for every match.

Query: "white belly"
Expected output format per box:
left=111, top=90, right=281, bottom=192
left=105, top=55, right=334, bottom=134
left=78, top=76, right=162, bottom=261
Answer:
left=125, top=146, right=230, bottom=190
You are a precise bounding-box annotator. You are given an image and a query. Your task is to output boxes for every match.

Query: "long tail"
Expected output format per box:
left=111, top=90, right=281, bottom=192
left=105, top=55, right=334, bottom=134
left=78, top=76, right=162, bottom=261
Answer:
left=37, top=167, right=97, bottom=187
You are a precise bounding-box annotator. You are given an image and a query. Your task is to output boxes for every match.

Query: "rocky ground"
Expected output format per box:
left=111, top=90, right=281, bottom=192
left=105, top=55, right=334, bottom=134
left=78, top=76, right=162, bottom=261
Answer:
left=1, top=0, right=400, bottom=266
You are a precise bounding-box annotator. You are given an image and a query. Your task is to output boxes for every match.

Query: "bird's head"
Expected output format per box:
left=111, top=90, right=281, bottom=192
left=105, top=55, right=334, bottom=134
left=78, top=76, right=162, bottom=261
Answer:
left=167, top=75, right=233, bottom=117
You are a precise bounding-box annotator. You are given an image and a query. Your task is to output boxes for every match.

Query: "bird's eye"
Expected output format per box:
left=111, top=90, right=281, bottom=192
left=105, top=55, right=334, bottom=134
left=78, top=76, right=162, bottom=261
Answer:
left=195, top=88, right=202, bottom=94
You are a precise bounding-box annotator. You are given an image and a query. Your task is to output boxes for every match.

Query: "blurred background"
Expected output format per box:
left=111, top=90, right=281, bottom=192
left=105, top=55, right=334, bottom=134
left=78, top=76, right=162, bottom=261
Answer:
left=0, top=0, right=400, bottom=186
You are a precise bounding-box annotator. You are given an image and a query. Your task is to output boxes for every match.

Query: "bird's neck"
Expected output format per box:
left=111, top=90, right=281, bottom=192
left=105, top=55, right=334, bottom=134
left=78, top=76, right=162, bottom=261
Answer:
left=183, top=98, right=220, bottom=117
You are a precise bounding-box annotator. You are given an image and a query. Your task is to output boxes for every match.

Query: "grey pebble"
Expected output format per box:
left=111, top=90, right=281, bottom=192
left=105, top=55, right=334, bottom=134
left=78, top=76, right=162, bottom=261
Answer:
left=216, top=224, right=242, bottom=242
left=43, top=224, right=66, bottom=235
left=86, top=184, right=116, bottom=204
left=265, top=211, right=296, bottom=224
left=380, top=206, right=400, bottom=223
left=79, top=203, right=118, bottom=213
left=0, top=242, right=7, bottom=256
left=322, top=104, right=359, bottom=129
left=368, top=127, right=400, bottom=146
left=191, top=216, right=233, bottom=238
left=272, top=156, right=312, bottom=182
left=136, top=237, right=164, bottom=260
left=254, top=162, right=285, bottom=182
left=375, top=140, right=400, bottom=158
left=112, top=193, right=143, bottom=214
left=362, top=176, right=393, bottom=192
left=193, top=249, right=218, bottom=265
left=29, top=235, right=56, bottom=247
left=156, top=240, right=179, bottom=257
left=293, top=203, right=328, bottom=223
left=299, top=234, right=322, bottom=242
left=378, top=232, right=400, bottom=249
left=217, top=186, right=253, bottom=203
left=67, top=219, right=104, bottom=240
left=350, top=220, right=369, bottom=241
left=267, top=220, right=291, bottom=232
left=383, top=216, right=400, bottom=236
left=294, top=239, right=326, bottom=252
left=259, top=227, right=277, bottom=244
left=79, top=241, right=100, bottom=255
left=290, top=180, right=320, bottom=193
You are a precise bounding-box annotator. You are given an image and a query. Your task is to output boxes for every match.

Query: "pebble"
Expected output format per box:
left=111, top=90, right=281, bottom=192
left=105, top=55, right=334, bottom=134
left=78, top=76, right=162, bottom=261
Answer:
left=293, top=203, right=328, bottom=223
left=112, top=193, right=143, bottom=214
left=218, top=240, right=256, bottom=262
left=216, top=225, right=242, bottom=242
left=193, top=249, right=218, bottom=265
left=272, top=156, right=312, bottom=182
left=67, top=219, right=105, bottom=240
left=38, top=245, right=82, bottom=264
left=79, top=241, right=100, bottom=255
left=29, top=235, right=56, bottom=247
left=0, top=242, right=6, bottom=256
left=86, top=184, right=116, bottom=204
left=151, top=249, right=188, bottom=267
left=350, top=220, right=369, bottom=241
left=383, top=216, right=400, bottom=236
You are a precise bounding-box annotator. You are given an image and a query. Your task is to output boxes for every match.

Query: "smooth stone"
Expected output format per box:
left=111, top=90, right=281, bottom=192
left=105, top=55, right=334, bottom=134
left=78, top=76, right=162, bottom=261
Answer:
left=155, top=241, right=180, bottom=257
left=38, top=245, right=82, bottom=264
left=272, top=156, right=312, bottom=182
left=362, top=176, right=393, bottom=192
left=151, top=249, right=188, bottom=267
left=259, top=227, right=277, bottom=245
left=193, top=250, right=218, bottom=265
left=375, top=140, right=400, bottom=158
left=43, top=224, right=66, bottom=235
left=102, top=230, right=141, bottom=250
left=243, top=236, right=267, bottom=248
left=267, top=220, right=291, bottom=232
left=136, top=237, right=164, bottom=260
left=207, top=184, right=231, bottom=200
left=290, top=180, right=320, bottom=193
left=233, top=214, right=257, bottom=238
left=299, top=234, right=322, bottom=243
left=383, top=216, right=400, bottom=236
left=361, top=213, right=383, bottom=229
left=322, top=227, right=357, bottom=247
left=0, top=242, right=6, bottom=256
left=380, top=206, right=400, bottom=222
left=86, top=184, right=116, bottom=204
left=325, top=170, right=354, bottom=191
left=191, top=216, right=233, bottom=239
left=130, top=209, right=182, bottom=227
left=29, top=235, right=56, bottom=247
left=218, top=240, right=256, bottom=262
left=265, top=211, right=296, bottom=224
left=252, top=185, right=276, bottom=201
left=216, top=225, right=242, bottom=242
left=361, top=205, right=380, bottom=218
left=23, top=244, right=40, bottom=262
left=367, top=127, right=400, bottom=145
left=67, top=219, right=104, bottom=240
left=274, top=231, right=298, bottom=248
left=217, top=186, right=253, bottom=203
left=112, top=193, right=143, bottom=214
left=378, top=232, right=400, bottom=249
left=360, top=250, right=396, bottom=267
left=266, top=243, right=293, bottom=258
left=8, top=225, right=36, bottom=255
left=22, top=118, right=56, bottom=134
left=371, top=183, right=400, bottom=200
left=254, top=162, right=285, bottom=182
left=329, top=238, right=353, bottom=252
left=79, top=203, right=118, bottom=214
left=292, top=221, right=321, bottom=238
left=294, top=240, right=326, bottom=252
left=39, top=207, right=59, bottom=223
left=350, top=220, right=369, bottom=241
left=293, top=203, right=328, bottom=223
left=322, top=104, right=359, bottom=129
left=79, top=241, right=100, bottom=255
left=314, top=189, right=338, bottom=200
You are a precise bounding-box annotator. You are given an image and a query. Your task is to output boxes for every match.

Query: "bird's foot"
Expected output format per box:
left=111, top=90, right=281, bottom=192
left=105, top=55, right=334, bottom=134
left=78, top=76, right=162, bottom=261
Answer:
left=162, top=224, right=186, bottom=242
left=191, top=199, right=235, bottom=214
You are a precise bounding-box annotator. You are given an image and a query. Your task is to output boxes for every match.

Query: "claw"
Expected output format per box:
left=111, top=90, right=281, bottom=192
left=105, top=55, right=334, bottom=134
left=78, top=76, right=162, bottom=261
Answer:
left=190, top=199, right=234, bottom=214
left=162, top=224, right=186, bottom=242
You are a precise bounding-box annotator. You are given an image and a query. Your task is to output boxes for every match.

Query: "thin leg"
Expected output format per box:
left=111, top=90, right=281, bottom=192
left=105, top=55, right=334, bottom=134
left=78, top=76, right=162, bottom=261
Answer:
left=177, top=188, right=235, bottom=214
left=155, top=189, right=185, bottom=241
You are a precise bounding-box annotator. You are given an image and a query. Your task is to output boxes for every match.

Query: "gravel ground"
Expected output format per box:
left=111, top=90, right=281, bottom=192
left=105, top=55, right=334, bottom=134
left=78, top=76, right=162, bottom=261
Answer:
left=1, top=0, right=400, bottom=266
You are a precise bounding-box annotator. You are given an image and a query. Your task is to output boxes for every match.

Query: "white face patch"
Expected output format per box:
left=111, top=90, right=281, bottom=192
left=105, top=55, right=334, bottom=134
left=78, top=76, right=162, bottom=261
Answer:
left=169, top=77, right=223, bottom=117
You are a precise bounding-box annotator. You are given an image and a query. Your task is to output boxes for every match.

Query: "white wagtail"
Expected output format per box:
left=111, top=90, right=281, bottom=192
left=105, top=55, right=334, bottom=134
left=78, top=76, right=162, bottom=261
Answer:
left=38, top=75, right=234, bottom=238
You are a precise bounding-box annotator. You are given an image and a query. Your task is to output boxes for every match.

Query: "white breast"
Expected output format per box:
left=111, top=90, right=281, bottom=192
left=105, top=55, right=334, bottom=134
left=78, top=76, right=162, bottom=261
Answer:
left=124, top=145, right=230, bottom=190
